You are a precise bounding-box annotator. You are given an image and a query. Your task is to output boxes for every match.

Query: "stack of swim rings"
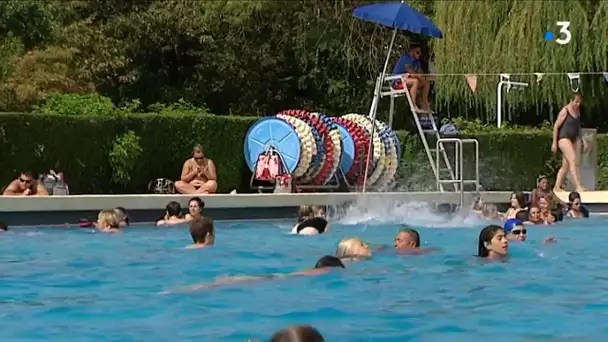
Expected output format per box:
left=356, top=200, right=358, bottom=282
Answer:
left=243, top=111, right=401, bottom=190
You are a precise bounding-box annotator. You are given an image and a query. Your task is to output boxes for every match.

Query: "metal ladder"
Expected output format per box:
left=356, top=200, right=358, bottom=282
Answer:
left=379, top=74, right=457, bottom=191
left=436, top=138, right=480, bottom=206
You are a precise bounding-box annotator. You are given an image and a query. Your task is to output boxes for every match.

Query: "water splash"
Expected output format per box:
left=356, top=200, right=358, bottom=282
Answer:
left=330, top=196, right=485, bottom=228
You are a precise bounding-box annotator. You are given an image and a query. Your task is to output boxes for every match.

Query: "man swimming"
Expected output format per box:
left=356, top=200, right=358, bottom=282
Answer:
left=164, top=255, right=345, bottom=293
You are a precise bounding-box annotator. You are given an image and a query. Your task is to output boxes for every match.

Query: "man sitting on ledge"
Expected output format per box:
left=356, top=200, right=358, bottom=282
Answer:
left=175, top=144, right=218, bottom=194
left=3, top=171, right=49, bottom=196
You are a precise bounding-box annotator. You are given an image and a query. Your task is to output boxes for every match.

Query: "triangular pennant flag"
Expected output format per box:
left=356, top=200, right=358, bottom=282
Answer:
left=567, top=73, right=580, bottom=92
left=534, top=73, right=544, bottom=85
left=603, top=72, right=608, bottom=85
left=465, top=74, right=478, bottom=92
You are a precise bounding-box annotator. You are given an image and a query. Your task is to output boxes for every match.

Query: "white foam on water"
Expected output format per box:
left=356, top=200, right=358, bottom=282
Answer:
left=330, top=196, right=485, bottom=228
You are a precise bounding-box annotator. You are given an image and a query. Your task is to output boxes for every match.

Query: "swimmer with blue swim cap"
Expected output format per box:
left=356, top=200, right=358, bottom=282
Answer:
left=504, top=218, right=527, bottom=242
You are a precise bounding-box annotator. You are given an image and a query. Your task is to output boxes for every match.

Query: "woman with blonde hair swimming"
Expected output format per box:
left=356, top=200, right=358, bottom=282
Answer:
left=96, top=209, right=120, bottom=233
left=335, top=237, right=372, bottom=260
left=552, top=93, right=588, bottom=192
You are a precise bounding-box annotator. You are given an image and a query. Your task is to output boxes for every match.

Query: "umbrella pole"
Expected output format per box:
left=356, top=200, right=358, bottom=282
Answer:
left=362, top=28, right=398, bottom=193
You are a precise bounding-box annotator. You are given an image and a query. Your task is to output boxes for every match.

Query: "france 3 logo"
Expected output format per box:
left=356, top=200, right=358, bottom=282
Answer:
left=544, top=21, right=572, bottom=45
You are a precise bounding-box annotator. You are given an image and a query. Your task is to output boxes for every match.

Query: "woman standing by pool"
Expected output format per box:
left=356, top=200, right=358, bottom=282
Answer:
left=477, top=225, right=508, bottom=260
left=552, top=93, right=588, bottom=192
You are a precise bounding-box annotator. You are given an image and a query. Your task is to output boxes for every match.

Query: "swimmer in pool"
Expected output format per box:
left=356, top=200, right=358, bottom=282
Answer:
left=505, top=192, right=526, bottom=219
left=185, top=197, right=204, bottom=221
left=291, top=205, right=330, bottom=235
left=335, top=237, right=372, bottom=261
left=96, top=209, right=120, bottom=233
left=270, top=325, right=325, bottom=342
left=393, top=228, right=437, bottom=254
left=477, top=225, right=508, bottom=260
left=114, top=207, right=129, bottom=227
left=185, top=216, right=215, bottom=248
left=157, top=201, right=188, bottom=226
left=503, top=218, right=527, bottom=242
left=167, top=255, right=345, bottom=292
left=0, top=221, right=7, bottom=232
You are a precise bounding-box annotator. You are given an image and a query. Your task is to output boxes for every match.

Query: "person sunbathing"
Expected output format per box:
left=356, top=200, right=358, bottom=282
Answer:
left=175, top=144, right=218, bottom=194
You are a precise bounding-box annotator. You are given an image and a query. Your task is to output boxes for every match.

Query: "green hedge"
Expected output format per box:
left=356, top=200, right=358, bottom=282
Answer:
left=0, top=112, right=605, bottom=194
left=0, top=113, right=256, bottom=194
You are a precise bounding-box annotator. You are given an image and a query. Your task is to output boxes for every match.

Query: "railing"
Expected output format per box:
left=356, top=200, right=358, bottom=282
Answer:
left=436, top=138, right=480, bottom=207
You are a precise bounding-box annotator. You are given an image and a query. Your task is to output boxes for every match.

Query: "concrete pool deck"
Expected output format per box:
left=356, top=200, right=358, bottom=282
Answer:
left=3, top=191, right=608, bottom=226
left=0, top=191, right=514, bottom=226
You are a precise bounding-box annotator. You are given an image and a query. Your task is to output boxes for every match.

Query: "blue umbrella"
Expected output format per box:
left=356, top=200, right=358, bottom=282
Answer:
left=353, top=1, right=443, bottom=192
left=353, top=2, right=443, bottom=38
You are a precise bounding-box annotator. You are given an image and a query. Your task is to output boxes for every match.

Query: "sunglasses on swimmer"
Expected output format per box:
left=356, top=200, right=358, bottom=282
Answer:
left=511, top=229, right=527, bottom=235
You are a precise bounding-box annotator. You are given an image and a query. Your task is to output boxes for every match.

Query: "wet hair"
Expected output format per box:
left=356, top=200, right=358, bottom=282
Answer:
left=481, top=203, right=498, bottom=217
left=114, top=207, right=129, bottom=225
left=270, top=325, right=325, bottom=342
left=188, top=197, right=205, bottom=209
left=190, top=216, right=214, bottom=244
left=314, top=255, right=345, bottom=269
left=166, top=201, right=182, bottom=217
left=515, top=209, right=529, bottom=222
left=98, top=209, right=120, bottom=229
left=471, top=196, right=483, bottom=211
left=0, top=221, right=7, bottom=231
left=297, top=205, right=314, bottom=223
left=572, top=93, right=583, bottom=100
left=511, top=191, right=526, bottom=208
left=568, top=191, right=581, bottom=203
left=400, top=228, right=420, bottom=247
left=477, top=225, right=504, bottom=257
left=335, top=237, right=369, bottom=259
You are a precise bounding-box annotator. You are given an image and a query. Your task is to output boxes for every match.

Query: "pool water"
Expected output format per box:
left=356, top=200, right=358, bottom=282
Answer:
left=2, top=218, right=608, bottom=341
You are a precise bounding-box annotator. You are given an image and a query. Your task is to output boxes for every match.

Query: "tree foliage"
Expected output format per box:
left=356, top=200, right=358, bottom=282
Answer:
left=0, top=0, right=606, bottom=128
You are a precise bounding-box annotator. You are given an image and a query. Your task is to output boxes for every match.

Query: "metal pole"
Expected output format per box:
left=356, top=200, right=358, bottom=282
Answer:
left=362, top=27, right=398, bottom=193
left=496, top=81, right=504, bottom=128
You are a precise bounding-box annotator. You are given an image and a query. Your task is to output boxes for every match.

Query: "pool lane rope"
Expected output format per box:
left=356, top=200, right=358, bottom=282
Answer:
left=375, top=121, right=399, bottom=189
left=276, top=114, right=316, bottom=179
left=311, top=112, right=342, bottom=185
left=331, top=116, right=370, bottom=185
left=244, top=110, right=398, bottom=189
left=342, top=114, right=385, bottom=188
left=280, top=110, right=334, bottom=185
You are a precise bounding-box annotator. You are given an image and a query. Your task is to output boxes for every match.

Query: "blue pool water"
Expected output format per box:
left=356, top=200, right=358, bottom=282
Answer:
left=2, top=217, right=608, bottom=341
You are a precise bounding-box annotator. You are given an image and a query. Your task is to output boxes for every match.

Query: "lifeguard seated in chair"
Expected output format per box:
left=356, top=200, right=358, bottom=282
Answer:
left=391, top=44, right=433, bottom=113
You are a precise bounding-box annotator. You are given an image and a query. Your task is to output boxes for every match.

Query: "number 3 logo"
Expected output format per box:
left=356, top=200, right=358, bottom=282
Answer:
left=556, top=21, right=572, bottom=45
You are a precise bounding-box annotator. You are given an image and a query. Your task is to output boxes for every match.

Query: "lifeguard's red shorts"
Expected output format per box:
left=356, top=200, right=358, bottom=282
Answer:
left=392, top=79, right=405, bottom=90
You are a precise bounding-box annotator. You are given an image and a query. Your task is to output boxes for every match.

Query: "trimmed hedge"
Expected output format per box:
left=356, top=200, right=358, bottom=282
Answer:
left=0, top=113, right=256, bottom=194
left=0, top=112, right=605, bottom=194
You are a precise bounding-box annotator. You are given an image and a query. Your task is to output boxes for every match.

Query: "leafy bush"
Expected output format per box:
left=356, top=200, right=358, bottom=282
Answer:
left=34, top=92, right=118, bottom=116
left=109, top=131, right=143, bottom=186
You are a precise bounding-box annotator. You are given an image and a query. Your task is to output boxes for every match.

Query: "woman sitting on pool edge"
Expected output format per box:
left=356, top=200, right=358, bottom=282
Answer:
left=157, top=201, right=188, bottom=226
left=165, top=255, right=345, bottom=292
left=478, top=225, right=508, bottom=260
left=291, top=205, right=330, bottom=235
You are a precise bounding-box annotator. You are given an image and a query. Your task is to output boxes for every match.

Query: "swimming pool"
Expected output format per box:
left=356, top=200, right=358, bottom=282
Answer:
left=2, top=218, right=607, bottom=341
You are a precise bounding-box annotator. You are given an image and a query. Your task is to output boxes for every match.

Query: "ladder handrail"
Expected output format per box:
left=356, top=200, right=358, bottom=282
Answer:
left=436, top=138, right=480, bottom=207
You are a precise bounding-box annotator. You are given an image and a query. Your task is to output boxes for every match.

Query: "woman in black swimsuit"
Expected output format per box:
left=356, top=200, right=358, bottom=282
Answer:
left=552, top=93, right=588, bottom=192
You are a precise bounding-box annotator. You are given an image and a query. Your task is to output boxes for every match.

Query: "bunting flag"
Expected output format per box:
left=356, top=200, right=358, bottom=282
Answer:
left=603, top=72, right=608, bottom=86
left=465, top=74, right=478, bottom=92
left=567, top=73, right=581, bottom=92
left=534, top=73, right=544, bottom=85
